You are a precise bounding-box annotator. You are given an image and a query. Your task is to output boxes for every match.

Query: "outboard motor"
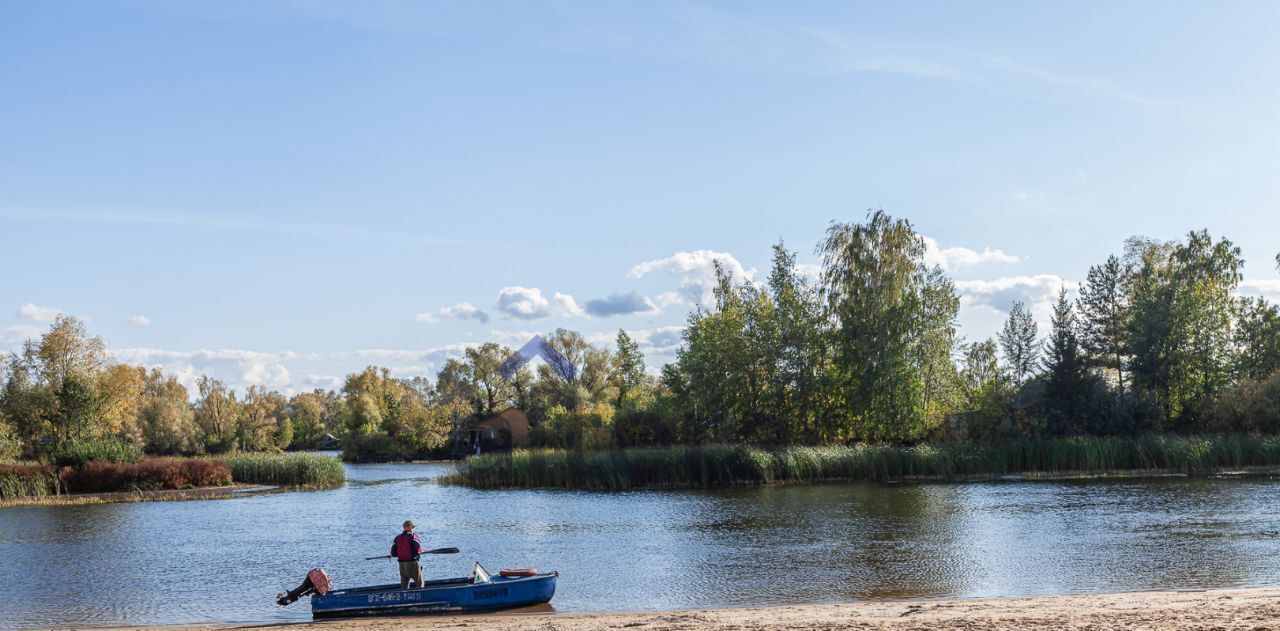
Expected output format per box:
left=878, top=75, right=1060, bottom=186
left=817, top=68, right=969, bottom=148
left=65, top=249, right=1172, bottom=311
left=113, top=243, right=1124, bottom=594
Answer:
left=277, top=568, right=331, bottom=606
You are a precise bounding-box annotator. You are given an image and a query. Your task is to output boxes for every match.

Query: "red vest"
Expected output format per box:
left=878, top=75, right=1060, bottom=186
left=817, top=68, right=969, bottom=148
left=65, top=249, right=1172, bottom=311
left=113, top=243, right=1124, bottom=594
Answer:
left=393, top=531, right=422, bottom=561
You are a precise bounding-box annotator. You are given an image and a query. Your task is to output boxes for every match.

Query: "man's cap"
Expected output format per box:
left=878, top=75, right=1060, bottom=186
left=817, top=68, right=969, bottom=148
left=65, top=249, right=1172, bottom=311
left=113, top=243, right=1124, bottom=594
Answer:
left=403, top=520, right=414, bottom=529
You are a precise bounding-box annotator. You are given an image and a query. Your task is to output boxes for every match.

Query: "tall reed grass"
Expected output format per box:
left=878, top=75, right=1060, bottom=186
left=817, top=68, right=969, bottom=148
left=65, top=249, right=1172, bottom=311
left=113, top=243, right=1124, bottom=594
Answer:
left=216, top=452, right=345, bottom=487
left=444, top=435, right=1280, bottom=490
left=0, top=465, right=63, bottom=501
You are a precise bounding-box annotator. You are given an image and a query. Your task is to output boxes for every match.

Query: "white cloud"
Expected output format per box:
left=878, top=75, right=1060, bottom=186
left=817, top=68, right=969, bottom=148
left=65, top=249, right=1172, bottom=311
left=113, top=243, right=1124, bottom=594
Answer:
left=955, top=274, right=1072, bottom=331
left=488, top=330, right=543, bottom=348
left=630, top=326, right=685, bottom=354
left=1240, top=279, right=1280, bottom=301
left=554, top=292, right=586, bottom=317
left=495, top=286, right=552, bottom=320
left=126, top=315, right=152, bottom=326
left=629, top=250, right=755, bottom=306
left=18, top=303, right=63, bottom=322
left=114, top=348, right=296, bottom=394
left=416, top=302, right=489, bottom=324
left=922, top=236, right=1020, bottom=273
left=304, top=374, right=343, bottom=390
left=584, top=292, right=659, bottom=317
left=795, top=263, right=823, bottom=282
left=653, top=291, right=684, bottom=309
left=0, top=324, right=43, bottom=352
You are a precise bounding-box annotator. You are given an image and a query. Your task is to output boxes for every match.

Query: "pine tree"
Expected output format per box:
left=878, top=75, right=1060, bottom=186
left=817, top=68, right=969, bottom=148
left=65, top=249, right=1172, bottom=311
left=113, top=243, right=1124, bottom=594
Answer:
left=1041, top=288, right=1089, bottom=434
left=998, top=301, right=1039, bottom=387
left=1078, top=255, right=1129, bottom=393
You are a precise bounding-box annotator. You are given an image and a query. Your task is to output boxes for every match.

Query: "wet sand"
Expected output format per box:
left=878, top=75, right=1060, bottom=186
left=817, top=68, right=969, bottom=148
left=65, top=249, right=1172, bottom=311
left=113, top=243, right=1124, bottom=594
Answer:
left=194, top=587, right=1280, bottom=631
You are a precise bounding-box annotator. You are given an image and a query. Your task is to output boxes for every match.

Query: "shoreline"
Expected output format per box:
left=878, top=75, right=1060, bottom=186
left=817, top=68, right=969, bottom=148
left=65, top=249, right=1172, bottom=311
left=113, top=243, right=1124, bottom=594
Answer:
left=0, top=483, right=275, bottom=508
left=120, top=587, right=1280, bottom=630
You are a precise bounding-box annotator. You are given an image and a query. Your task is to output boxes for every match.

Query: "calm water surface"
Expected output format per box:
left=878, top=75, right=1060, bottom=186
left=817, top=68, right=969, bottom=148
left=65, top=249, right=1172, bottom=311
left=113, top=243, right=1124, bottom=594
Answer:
left=4, top=461, right=1280, bottom=628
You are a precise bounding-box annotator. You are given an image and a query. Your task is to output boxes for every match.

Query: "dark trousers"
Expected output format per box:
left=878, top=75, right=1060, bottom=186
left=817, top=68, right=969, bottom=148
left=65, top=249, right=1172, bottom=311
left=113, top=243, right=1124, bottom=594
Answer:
left=398, top=560, right=423, bottom=589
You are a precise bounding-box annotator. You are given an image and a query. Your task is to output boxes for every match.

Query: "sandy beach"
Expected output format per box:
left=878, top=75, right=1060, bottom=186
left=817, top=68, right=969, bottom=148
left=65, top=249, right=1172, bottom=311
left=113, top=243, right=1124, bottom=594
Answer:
left=148, top=588, right=1280, bottom=631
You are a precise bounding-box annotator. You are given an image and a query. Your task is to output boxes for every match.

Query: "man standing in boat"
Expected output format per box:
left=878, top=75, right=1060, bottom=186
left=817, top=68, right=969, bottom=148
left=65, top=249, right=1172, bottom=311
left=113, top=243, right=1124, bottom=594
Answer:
left=392, top=520, right=425, bottom=589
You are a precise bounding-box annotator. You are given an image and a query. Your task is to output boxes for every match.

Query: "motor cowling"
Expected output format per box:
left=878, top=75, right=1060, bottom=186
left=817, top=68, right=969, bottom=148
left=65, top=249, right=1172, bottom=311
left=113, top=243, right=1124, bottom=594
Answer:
left=276, top=568, right=331, bottom=606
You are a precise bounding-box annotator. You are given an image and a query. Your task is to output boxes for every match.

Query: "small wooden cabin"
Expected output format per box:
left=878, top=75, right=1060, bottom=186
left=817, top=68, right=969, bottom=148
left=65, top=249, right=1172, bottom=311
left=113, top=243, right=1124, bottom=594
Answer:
left=468, top=407, right=531, bottom=453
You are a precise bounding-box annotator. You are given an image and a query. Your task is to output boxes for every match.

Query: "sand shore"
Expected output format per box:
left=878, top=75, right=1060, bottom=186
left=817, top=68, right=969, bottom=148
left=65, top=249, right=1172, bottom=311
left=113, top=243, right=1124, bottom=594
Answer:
left=170, top=588, right=1280, bottom=631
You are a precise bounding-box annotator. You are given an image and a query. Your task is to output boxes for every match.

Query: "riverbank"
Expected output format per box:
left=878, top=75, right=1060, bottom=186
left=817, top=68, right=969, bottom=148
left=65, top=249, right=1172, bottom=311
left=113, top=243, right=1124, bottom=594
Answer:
left=0, top=452, right=344, bottom=505
left=164, top=587, right=1280, bottom=630
left=446, top=435, right=1280, bottom=490
left=0, top=483, right=274, bottom=507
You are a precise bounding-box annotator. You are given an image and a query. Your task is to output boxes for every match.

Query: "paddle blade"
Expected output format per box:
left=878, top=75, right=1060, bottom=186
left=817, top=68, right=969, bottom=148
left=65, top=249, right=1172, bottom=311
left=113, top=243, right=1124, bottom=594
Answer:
left=424, top=547, right=460, bottom=554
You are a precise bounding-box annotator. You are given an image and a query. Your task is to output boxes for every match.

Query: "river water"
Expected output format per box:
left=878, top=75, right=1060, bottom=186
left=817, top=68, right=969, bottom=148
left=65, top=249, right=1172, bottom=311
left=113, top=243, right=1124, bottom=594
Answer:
left=4, top=460, right=1280, bottom=628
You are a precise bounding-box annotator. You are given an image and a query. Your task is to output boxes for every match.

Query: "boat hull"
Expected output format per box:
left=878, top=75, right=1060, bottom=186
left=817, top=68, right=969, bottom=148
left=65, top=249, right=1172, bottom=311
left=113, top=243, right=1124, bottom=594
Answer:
left=310, top=573, right=557, bottom=618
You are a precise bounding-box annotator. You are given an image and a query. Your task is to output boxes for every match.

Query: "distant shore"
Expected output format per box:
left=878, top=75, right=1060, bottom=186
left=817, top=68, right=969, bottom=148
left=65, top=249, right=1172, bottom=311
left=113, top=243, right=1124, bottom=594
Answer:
left=0, top=483, right=274, bottom=508
left=145, top=587, right=1280, bottom=631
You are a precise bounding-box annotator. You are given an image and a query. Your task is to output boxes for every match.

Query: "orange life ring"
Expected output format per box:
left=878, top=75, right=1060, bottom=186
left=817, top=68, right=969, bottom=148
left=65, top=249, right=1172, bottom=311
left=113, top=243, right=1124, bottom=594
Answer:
left=499, top=568, right=537, bottom=577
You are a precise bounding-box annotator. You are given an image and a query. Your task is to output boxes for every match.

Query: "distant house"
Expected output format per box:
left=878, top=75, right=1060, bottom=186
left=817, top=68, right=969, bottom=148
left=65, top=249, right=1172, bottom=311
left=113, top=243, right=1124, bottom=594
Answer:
left=468, top=407, right=531, bottom=454
left=320, top=433, right=340, bottom=449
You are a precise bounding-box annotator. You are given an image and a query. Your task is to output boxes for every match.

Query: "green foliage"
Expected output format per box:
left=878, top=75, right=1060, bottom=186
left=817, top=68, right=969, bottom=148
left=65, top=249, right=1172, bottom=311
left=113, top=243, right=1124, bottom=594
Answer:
left=821, top=211, right=958, bottom=441
left=1234, top=298, right=1280, bottom=381
left=0, top=465, right=62, bottom=500
left=447, top=436, right=1280, bottom=490
left=1127, top=232, right=1242, bottom=424
left=215, top=452, right=345, bottom=487
left=1079, top=254, right=1130, bottom=391
left=999, top=301, right=1039, bottom=387
left=338, top=367, right=450, bottom=461
left=530, top=404, right=614, bottom=450
left=1040, top=288, right=1090, bottom=435
left=51, top=437, right=142, bottom=467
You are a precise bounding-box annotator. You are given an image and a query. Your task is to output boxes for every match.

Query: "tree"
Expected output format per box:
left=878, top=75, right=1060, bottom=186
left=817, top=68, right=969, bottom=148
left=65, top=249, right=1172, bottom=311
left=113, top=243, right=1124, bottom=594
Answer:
left=998, top=301, right=1039, bottom=388
left=195, top=376, right=239, bottom=452
left=1078, top=255, right=1130, bottom=392
left=820, top=210, right=940, bottom=441
left=96, top=364, right=147, bottom=444
left=9, top=316, right=108, bottom=446
left=1040, top=288, right=1090, bottom=435
left=464, top=343, right=514, bottom=416
left=611, top=330, right=647, bottom=408
left=140, top=373, right=198, bottom=454
left=765, top=242, right=829, bottom=443
left=1128, top=231, right=1242, bottom=424
left=1234, top=297, right=1280, bottom=381
left=239, top=385, right=288, bottom=451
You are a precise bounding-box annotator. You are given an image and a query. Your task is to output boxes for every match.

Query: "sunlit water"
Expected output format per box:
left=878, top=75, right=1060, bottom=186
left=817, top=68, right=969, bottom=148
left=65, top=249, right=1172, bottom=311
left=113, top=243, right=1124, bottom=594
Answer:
left=4, top=459, right=1280, bottom=628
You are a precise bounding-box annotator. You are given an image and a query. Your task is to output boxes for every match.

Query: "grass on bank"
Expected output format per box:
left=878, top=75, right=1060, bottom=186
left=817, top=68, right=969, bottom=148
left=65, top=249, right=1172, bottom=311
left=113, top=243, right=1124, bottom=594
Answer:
left=0, top=465, right=64, bottom=501
left=443, top=435, right=1280, bottom=490
left=1, top=452, right=345, bottom=502
left=215, top=452, right=346, bottom=487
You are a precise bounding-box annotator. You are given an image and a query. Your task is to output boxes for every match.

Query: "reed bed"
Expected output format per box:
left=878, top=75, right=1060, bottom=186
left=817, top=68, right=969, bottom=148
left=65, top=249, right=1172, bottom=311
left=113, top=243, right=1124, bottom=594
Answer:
left=444, top=435, right=1280, bottom=490
left=215, top=452, right=345, bottom=487
left=60, top=458, right=231, bottom=493
left=0, top=464, right=63, bottom=501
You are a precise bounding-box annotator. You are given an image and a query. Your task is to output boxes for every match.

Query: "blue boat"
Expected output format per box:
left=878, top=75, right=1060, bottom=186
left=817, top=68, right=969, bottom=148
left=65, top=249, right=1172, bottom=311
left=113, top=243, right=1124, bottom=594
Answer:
left=280, top=564, right=557, bottom=619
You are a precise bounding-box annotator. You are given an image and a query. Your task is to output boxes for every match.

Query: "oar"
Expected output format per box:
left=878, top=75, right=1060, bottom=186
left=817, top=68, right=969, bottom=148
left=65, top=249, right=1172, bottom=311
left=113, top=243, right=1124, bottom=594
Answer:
left=365, top=547, right=460, bottom=560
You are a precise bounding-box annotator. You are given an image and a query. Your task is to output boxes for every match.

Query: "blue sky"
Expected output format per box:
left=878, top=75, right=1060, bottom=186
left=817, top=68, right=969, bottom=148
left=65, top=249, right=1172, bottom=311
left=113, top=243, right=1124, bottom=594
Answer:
left=3, top=0, right=1279, bottom=394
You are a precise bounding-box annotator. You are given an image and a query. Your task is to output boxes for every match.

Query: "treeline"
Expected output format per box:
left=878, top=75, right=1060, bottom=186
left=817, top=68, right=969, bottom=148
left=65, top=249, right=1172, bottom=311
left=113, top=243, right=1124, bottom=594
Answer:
left=3, top=211, right=1278, bottom=464
left=0, top=316, right=654, bottom=462
left=659, top=212, right=1280, bottom=444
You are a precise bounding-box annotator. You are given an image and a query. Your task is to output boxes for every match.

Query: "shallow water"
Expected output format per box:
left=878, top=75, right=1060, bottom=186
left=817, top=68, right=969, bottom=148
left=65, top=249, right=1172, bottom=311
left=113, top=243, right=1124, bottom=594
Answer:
left=4, top=461, right=1280, bottom=628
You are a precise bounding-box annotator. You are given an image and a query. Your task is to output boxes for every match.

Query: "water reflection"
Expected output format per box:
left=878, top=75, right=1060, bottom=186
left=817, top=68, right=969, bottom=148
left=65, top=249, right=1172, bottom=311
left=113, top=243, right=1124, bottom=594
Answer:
left=3, top=464, right=1280, bottom=628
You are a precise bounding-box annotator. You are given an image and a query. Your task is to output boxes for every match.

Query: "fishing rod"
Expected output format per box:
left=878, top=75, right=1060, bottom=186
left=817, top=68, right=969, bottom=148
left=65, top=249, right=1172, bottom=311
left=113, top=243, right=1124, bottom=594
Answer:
left=365, top=547, right=459, bottom=560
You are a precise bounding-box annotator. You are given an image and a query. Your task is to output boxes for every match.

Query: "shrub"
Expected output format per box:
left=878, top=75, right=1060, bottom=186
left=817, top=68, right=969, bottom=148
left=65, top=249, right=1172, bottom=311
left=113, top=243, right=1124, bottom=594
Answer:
left=52, top=438, right=142, bottom=467
left=60, top=458, right=231, bottom=493
left=216, top=452, right=345, bottom=487
left=341, top=432, right=413, bottom=463
left=0, top=464, right=62, bottom=500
